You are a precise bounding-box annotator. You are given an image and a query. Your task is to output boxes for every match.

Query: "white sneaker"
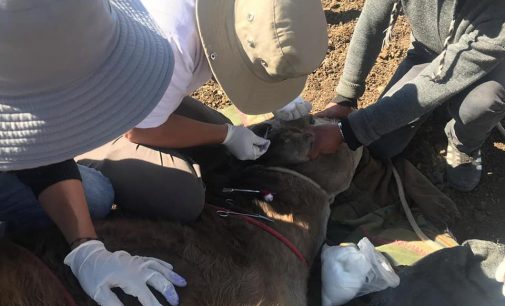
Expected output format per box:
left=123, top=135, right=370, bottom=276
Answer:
left=445, top=140, right=482, bottom=192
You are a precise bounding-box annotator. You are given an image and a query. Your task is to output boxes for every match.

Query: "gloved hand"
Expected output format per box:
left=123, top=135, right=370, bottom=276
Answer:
left=222, top=124, right=270, bottom=160
left=64, top=240, right=187, bottom=306
left=273, top=96, right=312, bottom=121
left=495, top=257, right=505, bottom=295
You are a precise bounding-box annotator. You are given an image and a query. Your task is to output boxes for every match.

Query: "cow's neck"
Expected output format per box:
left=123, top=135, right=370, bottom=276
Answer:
left=264, top=166, right=329, bottom=199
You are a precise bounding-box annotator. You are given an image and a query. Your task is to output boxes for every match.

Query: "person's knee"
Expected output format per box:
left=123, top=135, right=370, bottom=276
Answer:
left=79, top=165, right=114, bottom=219
left=459, top=81, right=505, bottom=124
left=158, top=176, right=205, bottom=223
left=171, top=191, right=205, bottom=223
left=116, top=170, right=205, bottom=223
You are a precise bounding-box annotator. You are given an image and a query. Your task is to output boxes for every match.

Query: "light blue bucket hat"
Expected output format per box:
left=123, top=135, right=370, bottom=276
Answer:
left=0, top=0, right=174, bottom=170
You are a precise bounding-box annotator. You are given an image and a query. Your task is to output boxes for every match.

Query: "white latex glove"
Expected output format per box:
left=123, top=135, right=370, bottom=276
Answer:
left=495, top=257, right=505, bottom=295
left=64, top=240, right=187, bottom=306
left=222, top=124, right=270, bottom=160
left=321, top=238, right=399, bottom=306
left=321, top=244, right=371, bottom=306
left=273, top=96, right=312, bottom=121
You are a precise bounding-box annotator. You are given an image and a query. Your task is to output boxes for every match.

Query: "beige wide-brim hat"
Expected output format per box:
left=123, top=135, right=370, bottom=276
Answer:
left=196, top=0, right=328, bottom=115
left=0, top=0, right=173, bottom=171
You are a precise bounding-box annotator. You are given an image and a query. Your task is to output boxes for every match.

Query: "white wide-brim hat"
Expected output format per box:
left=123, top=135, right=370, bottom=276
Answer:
left=0, top=0, right=173, bottom=170
left=196, top=0, right=328, bottom=115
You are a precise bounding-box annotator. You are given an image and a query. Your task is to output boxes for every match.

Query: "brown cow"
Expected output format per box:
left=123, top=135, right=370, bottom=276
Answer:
left=1, top=117, right=362, bottom=306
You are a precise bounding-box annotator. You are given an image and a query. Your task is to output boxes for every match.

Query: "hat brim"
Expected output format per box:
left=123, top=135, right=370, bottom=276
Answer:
left=196, top=0, right=306, bottom=115
left=0, top=0, right=173, bottom=170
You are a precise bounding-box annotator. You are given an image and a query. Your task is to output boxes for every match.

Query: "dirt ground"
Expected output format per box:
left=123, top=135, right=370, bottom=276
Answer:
left=194, top=0, right=505, bottom=243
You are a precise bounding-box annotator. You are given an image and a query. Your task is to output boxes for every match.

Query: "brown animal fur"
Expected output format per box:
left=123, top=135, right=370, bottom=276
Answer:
left=0, top=240, right=73, bottom=306
left=1, top=117, right=362, bottom=306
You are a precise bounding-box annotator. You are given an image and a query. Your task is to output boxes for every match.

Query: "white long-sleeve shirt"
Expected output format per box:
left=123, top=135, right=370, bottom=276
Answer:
left=136, top=0, right=212, bottom=128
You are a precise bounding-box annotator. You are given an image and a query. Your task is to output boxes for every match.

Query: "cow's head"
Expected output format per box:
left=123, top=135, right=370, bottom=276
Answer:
left=249, top=116, right=362, bottom=197
left=250, top=117, right=315, bottom=166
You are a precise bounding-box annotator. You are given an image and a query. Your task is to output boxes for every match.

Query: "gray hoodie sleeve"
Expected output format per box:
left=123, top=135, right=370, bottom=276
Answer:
left=341, top=1, right=505, bottom=146
left=336, top=0, right=397, bottom=99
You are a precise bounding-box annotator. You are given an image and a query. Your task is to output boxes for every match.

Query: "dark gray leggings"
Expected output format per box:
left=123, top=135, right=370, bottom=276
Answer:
left=369, top=52, right=505, bottom=159
left=78, top=96, right=231, bottom=222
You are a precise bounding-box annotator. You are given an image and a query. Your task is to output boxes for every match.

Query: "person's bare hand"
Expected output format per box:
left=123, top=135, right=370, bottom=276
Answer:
left=308, top=124, right=344, bottom=159
left=315, top=102, right=354, bottom=119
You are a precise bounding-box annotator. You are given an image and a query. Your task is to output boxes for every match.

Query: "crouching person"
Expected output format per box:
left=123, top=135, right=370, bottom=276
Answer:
left=0, top=1, right=186, bottom=305
left=314, top=0, right=505, bottom=192
left=77, top=0, right=329, bottom=222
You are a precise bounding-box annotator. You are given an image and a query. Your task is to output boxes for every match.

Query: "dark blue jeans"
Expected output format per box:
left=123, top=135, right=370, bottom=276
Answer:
left=0, top=165, right=114, bottom=233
